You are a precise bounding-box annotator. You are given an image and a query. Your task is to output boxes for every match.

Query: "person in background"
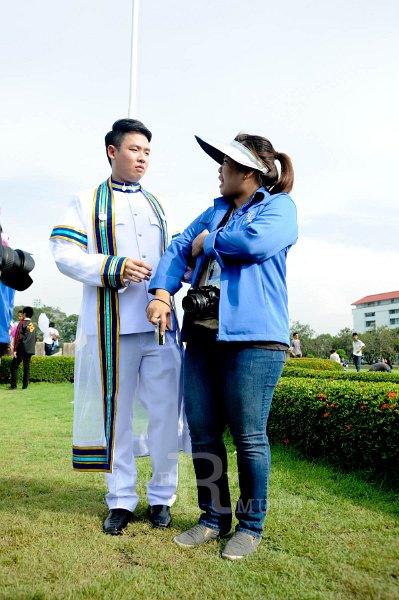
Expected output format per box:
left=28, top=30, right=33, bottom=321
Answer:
left=9, top=306, right=35, bottom=389
left=147, top=131, right=297, bottom=560
left=290, top=332, right=302, bottom=358
left=10, top=310, right=23, bottom=352
left=0, top=282, right=15, bottom=357
left=352, top=332, right=365, bottom=372
left=368, top=357, right=392, bottom=372
left=50, top=118, right=185, bottom=536
left=44, top=321, right=60, bottom=356
left=329, top=348, right=341, bottom=363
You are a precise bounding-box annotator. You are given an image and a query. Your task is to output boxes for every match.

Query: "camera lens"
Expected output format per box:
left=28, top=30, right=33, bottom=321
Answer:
left=0, top=244, right=35, bottom=291
left=182, top=292, right=207, bottom=315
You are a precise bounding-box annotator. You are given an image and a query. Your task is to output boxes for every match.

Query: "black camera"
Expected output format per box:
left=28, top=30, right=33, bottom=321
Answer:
left=0, top=229, right=35, bottom=291
left=182, top=285, right=220, bottom=320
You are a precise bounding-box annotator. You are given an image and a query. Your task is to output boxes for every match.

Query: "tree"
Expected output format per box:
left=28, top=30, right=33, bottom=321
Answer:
left=333, top=328, right=354, bottom=360
left=312, top=333, right=334, bottom=358
left=59, top=314, right=79, bottom=343
left=362, top=327, right=398, bottom=364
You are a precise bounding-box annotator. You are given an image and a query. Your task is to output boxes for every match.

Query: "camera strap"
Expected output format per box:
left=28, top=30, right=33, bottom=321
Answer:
left=217, top=206, right=234, bottom=228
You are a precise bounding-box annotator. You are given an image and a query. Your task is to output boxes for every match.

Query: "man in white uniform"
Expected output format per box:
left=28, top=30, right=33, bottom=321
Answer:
left=50, top=119, right=184, bottom=535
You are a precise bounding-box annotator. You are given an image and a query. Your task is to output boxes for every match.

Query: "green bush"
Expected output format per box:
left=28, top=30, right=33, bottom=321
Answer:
left=284, top=357, right=343, bottom=372
left=269, top=377, right=399, bottom=482
left=0, top=356, right=74, bottom=383
left=282, top=366, right=399, bottom=383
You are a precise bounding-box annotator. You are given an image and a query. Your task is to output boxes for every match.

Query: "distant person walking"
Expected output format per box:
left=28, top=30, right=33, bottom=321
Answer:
left=290, top=332, right=302, bottom=358
left=44, top=321, right=59, bottom=356
left=352, top=333, right=365, bottom=372
left=10, top=306, right=36, bottom=389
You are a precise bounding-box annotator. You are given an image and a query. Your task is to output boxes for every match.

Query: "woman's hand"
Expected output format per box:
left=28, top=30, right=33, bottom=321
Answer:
left=191, top=229, right=209, bottom=258
left=146, top=291, right=172, bottom=335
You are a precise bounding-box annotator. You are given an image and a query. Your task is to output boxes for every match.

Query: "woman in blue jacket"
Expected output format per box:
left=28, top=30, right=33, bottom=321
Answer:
left=147, top=133, right=298, bottom=560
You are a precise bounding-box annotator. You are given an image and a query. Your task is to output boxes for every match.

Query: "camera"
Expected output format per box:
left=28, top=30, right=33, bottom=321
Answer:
left=0, top=226, right=35, bottom=291
left=182, top=285, right=220, bottom=320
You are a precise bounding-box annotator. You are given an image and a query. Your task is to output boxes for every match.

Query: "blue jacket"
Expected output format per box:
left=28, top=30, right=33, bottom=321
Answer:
left=0, top=281, right=15, bottom=344
left=149, top=188, right=298, bottom=344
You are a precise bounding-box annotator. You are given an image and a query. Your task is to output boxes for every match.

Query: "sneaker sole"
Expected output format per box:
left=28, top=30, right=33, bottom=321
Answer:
left=221, top=552, right=246, bottom=560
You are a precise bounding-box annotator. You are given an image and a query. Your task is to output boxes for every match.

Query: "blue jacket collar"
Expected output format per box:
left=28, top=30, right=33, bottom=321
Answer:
left=213, top=187, right=270, bottom=213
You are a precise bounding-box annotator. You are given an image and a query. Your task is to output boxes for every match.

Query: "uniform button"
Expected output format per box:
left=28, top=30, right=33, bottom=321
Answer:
left=138, top=233, right=142, bottom=237
left=142, top=254, right=147, bottom=258
left=133, top=212, right=138, bottom=216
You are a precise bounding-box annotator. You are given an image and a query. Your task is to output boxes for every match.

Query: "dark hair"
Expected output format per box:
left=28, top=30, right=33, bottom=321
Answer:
left=49, top=322, right=55, bottom=327
left=23, top=306, right=33, bottom=318
left=293, top=332, right=299, bottom=336
left=234, top=133, right=294, bottom=194
left=352, top=332, right=358, bottom=337
left=331, top=349, right=337, bottom=353
left=104, top=119, right=152, bottom=166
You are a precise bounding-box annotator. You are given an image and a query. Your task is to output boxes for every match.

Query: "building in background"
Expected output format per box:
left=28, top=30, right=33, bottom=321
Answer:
left=352, top=291, right=399, bottom=332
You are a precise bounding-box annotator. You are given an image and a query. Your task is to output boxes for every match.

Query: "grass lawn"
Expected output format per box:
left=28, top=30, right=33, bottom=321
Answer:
left=0, top=382, right=398, bottom=600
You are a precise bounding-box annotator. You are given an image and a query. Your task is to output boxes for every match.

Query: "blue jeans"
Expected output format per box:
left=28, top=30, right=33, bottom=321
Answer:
left=184, top=339, right=285, bottom=538
left=353, top=355, right=362, bottom=372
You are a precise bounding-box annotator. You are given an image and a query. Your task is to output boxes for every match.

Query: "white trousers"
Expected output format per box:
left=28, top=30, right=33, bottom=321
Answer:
left=105, top=332, right=182, bottom=511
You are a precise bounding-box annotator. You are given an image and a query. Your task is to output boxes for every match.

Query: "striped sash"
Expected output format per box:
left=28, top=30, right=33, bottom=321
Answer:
left=72, top=178, right=170, bottom=471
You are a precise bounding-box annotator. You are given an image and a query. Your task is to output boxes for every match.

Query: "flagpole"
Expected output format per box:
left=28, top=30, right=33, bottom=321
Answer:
left=128, top=0, right=140, bottom=118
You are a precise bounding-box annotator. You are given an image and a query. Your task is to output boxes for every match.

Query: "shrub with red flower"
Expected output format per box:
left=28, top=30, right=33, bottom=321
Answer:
left=387, top=391, right=397, bottom=399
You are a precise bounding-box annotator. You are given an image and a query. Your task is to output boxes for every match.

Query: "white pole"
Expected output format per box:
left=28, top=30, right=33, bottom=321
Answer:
left=128, top=0, right=140, bottom=118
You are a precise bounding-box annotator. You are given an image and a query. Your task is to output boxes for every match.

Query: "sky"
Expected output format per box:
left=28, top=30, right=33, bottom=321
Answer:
left=1, top=0, right=398, bottom=334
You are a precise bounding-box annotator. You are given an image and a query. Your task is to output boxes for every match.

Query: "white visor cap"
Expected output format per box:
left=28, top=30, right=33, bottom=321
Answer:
left=195, top=136, right=269, bottom=174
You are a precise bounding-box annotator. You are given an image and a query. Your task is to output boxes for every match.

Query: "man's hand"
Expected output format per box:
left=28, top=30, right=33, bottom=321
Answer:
left=122, top=258, right=152, bottom=283
left=191, top=229, right=209, bottom=258
left=146, top=291, right=171, bottom=335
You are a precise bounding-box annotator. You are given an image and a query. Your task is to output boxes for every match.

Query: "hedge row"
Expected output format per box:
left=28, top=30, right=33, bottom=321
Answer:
left=0, top=356, right=74, bottom=383
left=282, top=366, right=399, bottom=383
left=269, top=376, right=399, bottom=482
left=284, top=357, right=343, bottom=372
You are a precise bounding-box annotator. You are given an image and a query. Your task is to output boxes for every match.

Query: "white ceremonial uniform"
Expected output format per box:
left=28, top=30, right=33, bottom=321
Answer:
left=50, top=179, right=188, bottom=512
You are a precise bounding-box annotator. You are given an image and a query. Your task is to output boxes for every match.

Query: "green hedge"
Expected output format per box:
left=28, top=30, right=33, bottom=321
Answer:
left=284, top=357, right=343, bottom=372
left=0, top=356, right=74, bottom=383
left=269, top=377, right=399, bottom=482
left=282, top=366, right=399, bottom=383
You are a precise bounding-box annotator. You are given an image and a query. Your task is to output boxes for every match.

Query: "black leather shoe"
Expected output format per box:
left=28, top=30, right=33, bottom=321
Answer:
left=103, top=508, right=132, bottom=535
left=149, top=504, right=171, bottom=528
